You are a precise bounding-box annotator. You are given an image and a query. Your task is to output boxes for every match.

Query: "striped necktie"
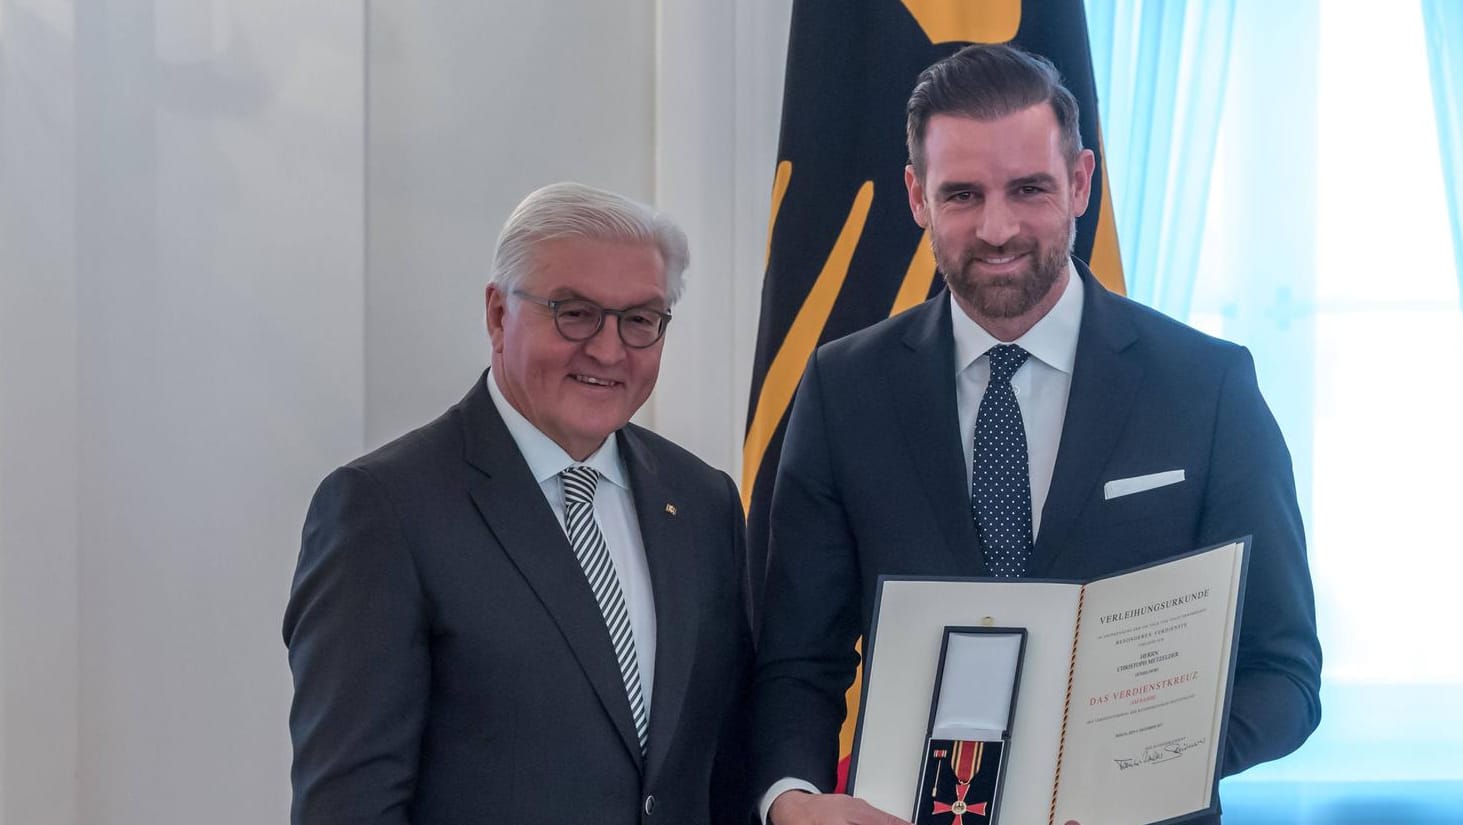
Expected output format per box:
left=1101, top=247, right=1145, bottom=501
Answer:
left=560, top=465, right=648, bottom=754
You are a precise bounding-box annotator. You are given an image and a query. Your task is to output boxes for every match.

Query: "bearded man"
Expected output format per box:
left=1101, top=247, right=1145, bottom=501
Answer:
left=751, top=43, right=1321, bottom=825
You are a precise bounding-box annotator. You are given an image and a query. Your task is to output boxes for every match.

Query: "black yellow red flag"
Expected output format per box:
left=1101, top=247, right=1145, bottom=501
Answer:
left=743, top=0, right=1124, bottom=791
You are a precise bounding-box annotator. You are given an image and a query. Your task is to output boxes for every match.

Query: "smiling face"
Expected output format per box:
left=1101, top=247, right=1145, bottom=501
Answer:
left=486, top=236, right=668, bottom=460
left=905, top=104, right=1095, bottom=340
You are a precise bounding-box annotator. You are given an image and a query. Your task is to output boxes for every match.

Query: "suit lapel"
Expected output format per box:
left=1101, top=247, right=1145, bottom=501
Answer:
left=1030, top=264, right=1142, bottom=577
left=617, top=426, right=700, bottom=784
left=457, top=375, right=645, bottom=768
left=891, top=294, right=988, bottom=576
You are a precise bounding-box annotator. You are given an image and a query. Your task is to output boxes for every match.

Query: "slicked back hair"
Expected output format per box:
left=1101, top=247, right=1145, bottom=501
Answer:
left=906, top=43, right=1083, bottom=179
left=490, top=182, right=689, bottom=305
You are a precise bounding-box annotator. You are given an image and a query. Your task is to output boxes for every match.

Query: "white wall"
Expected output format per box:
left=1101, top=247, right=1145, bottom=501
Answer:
left=365, top=1, right=660, bottom=447
left=0, top=2, right=782, bottom=822
left=0, top=3, right=80, bottom=823
left=72, top=2, right=365, bottom=823
left=653, top=0, right=791, bottom=473
left=3, top=1, right=365, bottom=822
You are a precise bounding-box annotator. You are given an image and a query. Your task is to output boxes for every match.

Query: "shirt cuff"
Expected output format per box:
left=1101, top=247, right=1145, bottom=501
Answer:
left=759, top=778, right=821, bottom=825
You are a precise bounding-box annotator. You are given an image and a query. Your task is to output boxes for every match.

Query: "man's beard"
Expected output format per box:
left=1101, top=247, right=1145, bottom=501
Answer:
left=936, top=220, right=1073, bottom=319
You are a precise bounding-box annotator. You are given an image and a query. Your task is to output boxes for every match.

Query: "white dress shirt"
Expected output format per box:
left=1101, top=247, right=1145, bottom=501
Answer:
left=952, top=262, right=1084, bottom=540
left=487, top=372, right=657, bottom=712
left=759, top=265, right=1085, bottom=822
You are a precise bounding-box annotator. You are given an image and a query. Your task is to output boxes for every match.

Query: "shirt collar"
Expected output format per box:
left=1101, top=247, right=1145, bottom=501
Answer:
left=950, top=260, right=1085, bottom=375
left=485, top=370, right=630, bottom=490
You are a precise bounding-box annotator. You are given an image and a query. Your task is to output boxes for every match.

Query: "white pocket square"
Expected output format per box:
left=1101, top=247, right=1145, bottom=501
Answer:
left=1104, top=469, right=1186, bottom=500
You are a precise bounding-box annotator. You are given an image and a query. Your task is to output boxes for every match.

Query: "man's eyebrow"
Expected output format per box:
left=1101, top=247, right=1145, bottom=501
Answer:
left=1011, top=172, right=1060, bottom=189
left=548, top=288, right=667, bottom=309
left=934, top=180, right=983, bottom=198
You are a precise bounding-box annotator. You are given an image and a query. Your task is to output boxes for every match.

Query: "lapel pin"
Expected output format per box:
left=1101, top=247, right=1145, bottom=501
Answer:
left=664, top=503, right=677, bottom=516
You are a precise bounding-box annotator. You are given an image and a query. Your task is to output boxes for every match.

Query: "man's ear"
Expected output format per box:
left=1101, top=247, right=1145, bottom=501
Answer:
left=485, top=284, right=507, bottom=355
left=905, top=165, right=931, bottom=229
left=1070, top=148, right=1096, bottom=218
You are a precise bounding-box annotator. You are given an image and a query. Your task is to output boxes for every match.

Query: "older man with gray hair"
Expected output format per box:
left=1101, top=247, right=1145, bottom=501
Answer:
left=285, top=183, right=754, bottom=825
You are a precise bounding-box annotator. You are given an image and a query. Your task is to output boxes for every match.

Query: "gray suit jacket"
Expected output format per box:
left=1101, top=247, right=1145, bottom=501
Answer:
left=285, top=374, right=753, bottom=824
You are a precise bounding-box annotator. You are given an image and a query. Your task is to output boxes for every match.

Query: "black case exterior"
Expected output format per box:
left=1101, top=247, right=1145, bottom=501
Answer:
left=910, top=628, right=1026, bottom=825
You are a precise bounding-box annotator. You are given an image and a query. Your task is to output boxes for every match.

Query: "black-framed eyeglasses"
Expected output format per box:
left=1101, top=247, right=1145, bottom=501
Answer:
left=512, top=290, right=672, bottom=349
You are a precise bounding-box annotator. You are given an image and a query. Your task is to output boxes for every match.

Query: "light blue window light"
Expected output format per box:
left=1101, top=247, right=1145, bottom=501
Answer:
left=1085, top=1, right=1463, bottom=822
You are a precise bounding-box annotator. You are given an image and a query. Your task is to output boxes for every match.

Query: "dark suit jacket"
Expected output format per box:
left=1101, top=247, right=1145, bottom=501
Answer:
left=285, top=374, right=754, bottom=825
left=752, top=261, right=1322, bottom=821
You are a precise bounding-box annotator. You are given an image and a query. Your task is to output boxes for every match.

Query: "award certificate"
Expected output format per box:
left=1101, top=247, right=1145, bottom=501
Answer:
left=847, top=538, right=1250, bottom=825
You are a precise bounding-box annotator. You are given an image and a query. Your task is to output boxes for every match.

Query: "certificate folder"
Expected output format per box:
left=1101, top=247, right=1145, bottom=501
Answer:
left=847, top=538, right=1250, bottom=825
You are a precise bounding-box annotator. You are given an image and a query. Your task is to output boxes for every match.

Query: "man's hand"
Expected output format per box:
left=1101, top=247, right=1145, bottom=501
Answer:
left=768, top=790, right=910, bottom=825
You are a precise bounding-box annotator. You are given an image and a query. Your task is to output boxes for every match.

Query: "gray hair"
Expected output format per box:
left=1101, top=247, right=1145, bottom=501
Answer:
left=490, top=182, right=689, bottom=305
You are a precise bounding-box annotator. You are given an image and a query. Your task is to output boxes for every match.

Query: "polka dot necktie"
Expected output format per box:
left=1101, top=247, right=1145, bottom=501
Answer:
left=972, top=344, right=1033, bottom=578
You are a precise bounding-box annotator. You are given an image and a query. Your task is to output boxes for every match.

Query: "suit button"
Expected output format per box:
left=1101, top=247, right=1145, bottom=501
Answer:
left=643, top=794, right=656, bottom=815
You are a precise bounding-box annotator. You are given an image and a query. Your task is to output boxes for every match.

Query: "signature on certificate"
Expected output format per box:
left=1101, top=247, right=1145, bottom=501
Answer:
left=1114, top=737, right=1207, bottom=771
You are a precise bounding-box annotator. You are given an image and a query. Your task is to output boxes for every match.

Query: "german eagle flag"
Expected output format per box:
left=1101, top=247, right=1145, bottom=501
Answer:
left=743, top=0, right=1125, bottom=792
